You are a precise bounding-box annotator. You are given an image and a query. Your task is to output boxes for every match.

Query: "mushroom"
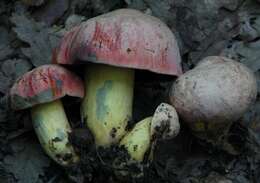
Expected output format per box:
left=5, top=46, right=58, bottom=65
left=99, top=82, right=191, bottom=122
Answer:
left=10, top=64, right=84, bottom=166
left=53, top=9, right=182, bottom=147
left=169, top=56, right=257, bottom=148
left=115, top=103, right=180, bottom=177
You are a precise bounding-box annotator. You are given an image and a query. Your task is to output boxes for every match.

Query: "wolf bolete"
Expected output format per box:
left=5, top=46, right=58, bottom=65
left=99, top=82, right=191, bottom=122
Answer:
left=10, top=64, right=84, bottom=166
left=170, top=56, right=257, bottom=144
left=53, top=9, right=182, bottom=147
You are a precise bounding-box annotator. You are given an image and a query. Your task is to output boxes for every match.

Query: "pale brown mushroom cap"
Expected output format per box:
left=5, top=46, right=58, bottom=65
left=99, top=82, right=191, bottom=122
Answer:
left=170, top=56, right=257, bottom=127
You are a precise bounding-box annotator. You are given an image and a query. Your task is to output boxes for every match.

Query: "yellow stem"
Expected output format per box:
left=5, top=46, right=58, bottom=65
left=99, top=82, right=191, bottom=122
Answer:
left=81, top=64, right=134, bottom=147
left=31, top=100, right=79, bottom=166
left=120, top=117, right=152, bottom=162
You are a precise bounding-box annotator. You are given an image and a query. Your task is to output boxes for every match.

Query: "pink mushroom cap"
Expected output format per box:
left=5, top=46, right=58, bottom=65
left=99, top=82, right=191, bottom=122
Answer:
left=10, top=64, right=84, bottom=110
left=53, top=9, right=182, bottom=76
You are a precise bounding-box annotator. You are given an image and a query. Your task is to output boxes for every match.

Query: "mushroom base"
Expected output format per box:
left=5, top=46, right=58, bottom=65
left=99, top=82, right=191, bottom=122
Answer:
left=81, top=64, right=134, bottom=147
left=189, top=120, right=231, bottom=141
left=189, top=120, right=238, bottom=154
left=119, top=117, right=152, bottom=162
left=31, top=99, right=79, bottom=166
left=113, top=117, right=152, bottom=179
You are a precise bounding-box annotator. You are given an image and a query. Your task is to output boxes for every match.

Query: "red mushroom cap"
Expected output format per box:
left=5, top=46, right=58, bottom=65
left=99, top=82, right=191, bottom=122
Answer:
left=53, top=9, right=182, bottom=76
left=10, top=64, right=84, bottom=110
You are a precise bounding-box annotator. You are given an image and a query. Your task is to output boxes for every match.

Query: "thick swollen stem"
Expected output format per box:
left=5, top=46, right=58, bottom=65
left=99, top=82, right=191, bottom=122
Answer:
left=114, top=117, right=152, bottom=179
left=120, top=117, right=152, bottom=162
left=31, top=100, right=79, bottom=166
left=81, top=64, right=134, bottom=147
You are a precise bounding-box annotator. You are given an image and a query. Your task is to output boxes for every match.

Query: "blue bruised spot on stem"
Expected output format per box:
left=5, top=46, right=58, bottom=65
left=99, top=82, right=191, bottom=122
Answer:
left=56, top=129, right=66, bottom=141
left=32, top=113, right=44, bottom=129
left=96, top=80, right=113, bottom=121
left=32, top=112, right=49, bottom=145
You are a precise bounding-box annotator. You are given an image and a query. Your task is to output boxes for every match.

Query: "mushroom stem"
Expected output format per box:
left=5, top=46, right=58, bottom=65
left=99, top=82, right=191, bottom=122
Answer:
left=81, top=64, right=135, bottom=146
left=119, top=103, right=180, bottom=163
left=113, top=117, right=152, bottom=179
left=120, top=117, right=152, bottom=162
left=31, top=99, right=79, bottom=166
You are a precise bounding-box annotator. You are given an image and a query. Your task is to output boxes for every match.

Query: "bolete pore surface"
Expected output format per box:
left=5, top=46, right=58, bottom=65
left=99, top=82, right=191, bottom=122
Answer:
left=53, top=9, right=182, bottom=147
left=10, top=64, right=84, bottom=166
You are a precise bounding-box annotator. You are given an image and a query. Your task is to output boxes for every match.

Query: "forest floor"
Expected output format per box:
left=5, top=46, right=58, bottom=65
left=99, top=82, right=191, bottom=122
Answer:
left=0, top=0, right=260, bottom=183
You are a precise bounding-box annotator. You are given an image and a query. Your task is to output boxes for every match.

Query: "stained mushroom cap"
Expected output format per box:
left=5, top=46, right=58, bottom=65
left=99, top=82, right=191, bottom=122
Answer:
left=53, top=9, right=182, bottom=76
left=10, top=64, right=84, bottom=110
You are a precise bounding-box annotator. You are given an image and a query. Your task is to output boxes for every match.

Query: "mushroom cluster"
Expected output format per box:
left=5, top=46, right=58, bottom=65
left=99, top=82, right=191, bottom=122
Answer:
left=9, top=8, right=182, bottom=172
left=52, top=8, right=183, bottom=172
left=53, top=9, right=182, bottom=147
left=9, top=7, right=257, bottom=179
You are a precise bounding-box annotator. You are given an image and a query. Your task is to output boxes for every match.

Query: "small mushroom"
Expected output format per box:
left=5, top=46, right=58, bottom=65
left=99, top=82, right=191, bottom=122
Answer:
left=53, top=9, right=182, bottom=147
left=150, top=103, right=180, bottom=140
left=119, top=117, right=152, bottom=162
left=170, top=56, right=257, bottom=147
left=10, top=64, right=84, bottom=166
left=116, top=103, right=180, bottom=177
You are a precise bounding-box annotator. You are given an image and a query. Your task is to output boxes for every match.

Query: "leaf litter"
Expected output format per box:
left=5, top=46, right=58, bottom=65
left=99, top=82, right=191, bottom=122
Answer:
left=3, top=137, right=50, bottom=183
left=10, top=13, right=61, bottom=67
left=0, top=0, right=260, bottom=182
